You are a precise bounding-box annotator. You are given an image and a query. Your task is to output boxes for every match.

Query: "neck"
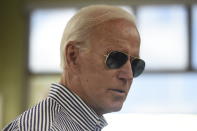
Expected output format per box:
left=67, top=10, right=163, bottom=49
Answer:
left=59, top=70, right=104, bottom=117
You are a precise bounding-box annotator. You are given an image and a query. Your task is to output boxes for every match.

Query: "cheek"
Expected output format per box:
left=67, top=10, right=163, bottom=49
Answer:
left=80, top=65, right=113, bottom=90
left=79, top=57, right=103, bottom=83
left=80, top=54, right=105, bottom=76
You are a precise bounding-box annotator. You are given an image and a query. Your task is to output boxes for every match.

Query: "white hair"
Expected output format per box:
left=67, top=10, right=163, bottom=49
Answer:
left=60, top=5, right=136, bottom=69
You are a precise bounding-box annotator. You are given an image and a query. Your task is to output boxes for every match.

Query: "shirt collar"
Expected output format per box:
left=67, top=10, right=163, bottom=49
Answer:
left=48, top=83, right=108, bottom=130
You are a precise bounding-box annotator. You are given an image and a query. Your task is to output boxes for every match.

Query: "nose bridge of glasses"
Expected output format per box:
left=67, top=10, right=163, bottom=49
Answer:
left=130, top=56, right=137, bottom=61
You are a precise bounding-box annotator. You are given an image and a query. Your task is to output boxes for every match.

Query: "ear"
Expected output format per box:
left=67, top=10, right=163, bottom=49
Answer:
left=64, top=42, right=80, bottom=72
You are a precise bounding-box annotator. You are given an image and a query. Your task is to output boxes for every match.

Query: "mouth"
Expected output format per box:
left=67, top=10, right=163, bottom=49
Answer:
left=108, top=89, right=126, bottom=94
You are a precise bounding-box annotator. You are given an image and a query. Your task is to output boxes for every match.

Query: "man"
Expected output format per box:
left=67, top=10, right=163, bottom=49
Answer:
left=3, top=5, right=145, bottom=131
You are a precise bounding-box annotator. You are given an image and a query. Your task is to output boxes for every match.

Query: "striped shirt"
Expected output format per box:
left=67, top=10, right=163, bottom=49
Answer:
left=3, top=83, right=108, bottom=131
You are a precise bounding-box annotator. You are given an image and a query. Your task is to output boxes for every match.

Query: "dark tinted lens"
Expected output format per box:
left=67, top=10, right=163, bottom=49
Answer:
left=106, top=51, right=128, bottom=69
left=131, top=58, right=145, bottom=77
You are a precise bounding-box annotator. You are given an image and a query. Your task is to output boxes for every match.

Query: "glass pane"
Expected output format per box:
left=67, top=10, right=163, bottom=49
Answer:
left=192, top=5, right=197, bottom=69
left=29, top=8, right=77, bottom=73
left=137, top=5, right=188, bottom=70
left=122, top=73, right=197, bottom=113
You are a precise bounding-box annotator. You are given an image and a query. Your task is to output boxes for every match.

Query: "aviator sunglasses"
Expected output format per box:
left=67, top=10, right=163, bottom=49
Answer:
left=105, top=51, right=145, bottom=77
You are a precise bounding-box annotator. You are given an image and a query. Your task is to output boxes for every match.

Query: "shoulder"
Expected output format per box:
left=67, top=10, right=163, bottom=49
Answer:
left=2, top=117, right=20, bottom=131
left=3, top=98, right=61, bottom=131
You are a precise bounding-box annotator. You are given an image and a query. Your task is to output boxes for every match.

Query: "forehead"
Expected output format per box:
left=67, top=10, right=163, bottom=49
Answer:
left=88, top=19, right=140, bottom=56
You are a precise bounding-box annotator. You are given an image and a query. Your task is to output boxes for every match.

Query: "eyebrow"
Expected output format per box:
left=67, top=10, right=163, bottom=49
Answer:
left=104, top=42, right=129, bottom=49
left=105, top=45, right=128, bottom=53
left=105, top=42, right=136, bottom=52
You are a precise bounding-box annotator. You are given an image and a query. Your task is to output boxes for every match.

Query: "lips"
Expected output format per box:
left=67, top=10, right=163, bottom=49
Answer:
left=109, top=88, right=126, bottom=94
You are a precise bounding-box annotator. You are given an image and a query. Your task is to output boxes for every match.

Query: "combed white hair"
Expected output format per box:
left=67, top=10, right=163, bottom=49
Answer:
left=60, top=5, right=136, bottom=69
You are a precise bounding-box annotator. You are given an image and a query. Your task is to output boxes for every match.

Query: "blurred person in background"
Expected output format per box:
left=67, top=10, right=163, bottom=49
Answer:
left=3, top=4, right=145, bottom=131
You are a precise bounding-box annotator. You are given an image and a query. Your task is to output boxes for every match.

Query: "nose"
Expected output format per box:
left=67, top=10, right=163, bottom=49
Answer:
left=117, top=60, right=133, bottom=81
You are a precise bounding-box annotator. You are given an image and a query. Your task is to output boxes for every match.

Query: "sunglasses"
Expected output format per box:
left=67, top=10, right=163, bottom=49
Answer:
left=105, top=51, right=145, bottom=77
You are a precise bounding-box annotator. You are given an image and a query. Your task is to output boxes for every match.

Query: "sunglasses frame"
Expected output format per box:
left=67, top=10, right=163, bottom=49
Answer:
left=104, top=51, right=145, bottom=77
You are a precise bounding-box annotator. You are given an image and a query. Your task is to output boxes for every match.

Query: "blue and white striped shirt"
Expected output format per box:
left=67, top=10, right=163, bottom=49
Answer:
left=3, top=83, right=108, bottom=131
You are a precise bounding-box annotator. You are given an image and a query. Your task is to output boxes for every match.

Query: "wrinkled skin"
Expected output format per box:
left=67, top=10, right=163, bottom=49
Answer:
left=61, top=19, right=141, bottom=116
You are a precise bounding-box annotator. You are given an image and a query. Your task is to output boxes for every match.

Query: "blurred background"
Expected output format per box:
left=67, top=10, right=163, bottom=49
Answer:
left=0, top=0, right=197, bottom=130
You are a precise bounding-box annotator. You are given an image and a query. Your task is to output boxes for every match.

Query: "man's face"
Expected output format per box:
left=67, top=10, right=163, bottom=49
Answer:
left=77, top=19, right=140, bottom=115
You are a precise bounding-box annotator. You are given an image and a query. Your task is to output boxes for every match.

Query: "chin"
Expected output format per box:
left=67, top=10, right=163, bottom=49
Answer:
left=106, top=104, right=124, bottom=114
left=113, top=106, right=123, bottom=112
